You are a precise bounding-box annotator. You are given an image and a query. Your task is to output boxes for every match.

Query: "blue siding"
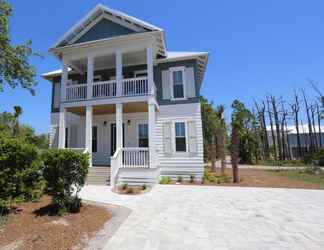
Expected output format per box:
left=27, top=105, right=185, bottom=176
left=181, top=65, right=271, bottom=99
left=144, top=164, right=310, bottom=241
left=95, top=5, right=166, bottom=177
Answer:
left=75, top=19, right=136, bottom=44
left=154, top=59, right=200, bottom=105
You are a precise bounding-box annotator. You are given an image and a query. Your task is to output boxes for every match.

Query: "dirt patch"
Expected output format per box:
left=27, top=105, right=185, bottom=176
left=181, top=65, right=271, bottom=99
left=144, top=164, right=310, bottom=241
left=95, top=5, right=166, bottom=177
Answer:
left=0, top=195, right=112, bottom=250
left=170, top=168, right=324, bottom=189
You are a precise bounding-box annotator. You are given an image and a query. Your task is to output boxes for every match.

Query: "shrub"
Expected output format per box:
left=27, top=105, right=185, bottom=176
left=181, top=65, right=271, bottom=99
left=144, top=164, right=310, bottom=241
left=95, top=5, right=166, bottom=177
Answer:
left=0, top=136, right=44, bottom=213
left=159, top=176, right=172, bottom=184
left=177, top=176, right=183, bottom=183
left=190, top=175, right=195, bottom=183
left=42, top=149, right=89, bottom=215
left=304, top=149, right=324, bottom=167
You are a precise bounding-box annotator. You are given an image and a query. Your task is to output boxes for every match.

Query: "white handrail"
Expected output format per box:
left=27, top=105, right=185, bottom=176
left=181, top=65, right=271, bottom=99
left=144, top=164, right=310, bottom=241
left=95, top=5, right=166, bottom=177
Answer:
left=122, top=77, right=148, bottom=96
left=121, top=147, right=149, bottom=168
left=92, top=80, right=116, bottom=98
left=110, top=147, right=122, bottom=189
left=66, top=83, right=87, bottom=101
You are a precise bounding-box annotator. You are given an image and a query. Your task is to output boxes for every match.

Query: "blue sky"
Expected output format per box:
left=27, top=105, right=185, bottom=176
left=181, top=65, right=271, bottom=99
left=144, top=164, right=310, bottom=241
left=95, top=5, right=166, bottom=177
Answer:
left=1, top=0, right=324, bottom=134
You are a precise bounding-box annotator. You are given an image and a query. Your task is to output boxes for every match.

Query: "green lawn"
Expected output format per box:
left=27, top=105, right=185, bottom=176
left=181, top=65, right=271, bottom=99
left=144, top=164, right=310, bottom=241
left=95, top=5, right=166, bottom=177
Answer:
left=269, top=169, right=324, bottom=187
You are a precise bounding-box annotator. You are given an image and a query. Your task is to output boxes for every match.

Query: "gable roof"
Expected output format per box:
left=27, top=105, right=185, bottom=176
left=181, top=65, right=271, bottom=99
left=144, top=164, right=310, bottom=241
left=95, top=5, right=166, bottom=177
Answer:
left=52, top=4, right=163, bottom=48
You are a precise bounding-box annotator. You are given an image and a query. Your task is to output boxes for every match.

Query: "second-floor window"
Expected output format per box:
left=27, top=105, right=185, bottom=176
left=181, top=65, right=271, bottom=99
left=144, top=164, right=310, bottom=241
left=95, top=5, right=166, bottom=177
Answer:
left=170, top=67, right=185, bottom=99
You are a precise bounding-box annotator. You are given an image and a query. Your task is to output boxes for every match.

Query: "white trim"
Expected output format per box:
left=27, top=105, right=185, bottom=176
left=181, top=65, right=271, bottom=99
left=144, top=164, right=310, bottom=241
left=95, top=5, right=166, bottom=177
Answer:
left=52, top=4, right=162, bottom=48
left=173, top=121, right=188, bottom=154
left=169, top=66, right=187, bottom=100
left=136, top=121, right=149, bottom=147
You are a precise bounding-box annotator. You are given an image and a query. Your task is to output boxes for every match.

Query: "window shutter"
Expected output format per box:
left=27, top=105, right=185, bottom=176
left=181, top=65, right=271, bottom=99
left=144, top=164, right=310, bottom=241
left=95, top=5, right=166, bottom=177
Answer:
left=53, top=83, right=61, bottom=109
left=163, top=122, right=173, bottom=156
left=188, top=121, right=197, bottom=156
left=70, top=125, right=78, bottom=148
left=185, top=67, right=196, bottom=98
left=162, top=70, right=171, bottom=99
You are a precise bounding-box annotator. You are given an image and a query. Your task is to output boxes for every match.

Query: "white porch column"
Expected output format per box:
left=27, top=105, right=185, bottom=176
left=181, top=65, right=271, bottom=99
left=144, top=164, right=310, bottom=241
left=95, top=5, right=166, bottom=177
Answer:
left=87, top=55, right=94, bottom=99
left=61, top=61, right=68, bottom=102
left=148, top=99, right=156, bottom=167
left=115, top=103, right=123, bottom=149
left=85, top=105, right=93, bottom=167
left=58, top=107, right=66, bottom=149
left=116, top=50, right=123, bottom=97
left=146, top=46, right=154, bottom=94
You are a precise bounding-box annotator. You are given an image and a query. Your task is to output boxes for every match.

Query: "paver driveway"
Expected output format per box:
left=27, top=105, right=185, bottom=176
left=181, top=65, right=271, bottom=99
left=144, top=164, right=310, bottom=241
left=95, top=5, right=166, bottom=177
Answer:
left=80, top=185, right=324, bottom=250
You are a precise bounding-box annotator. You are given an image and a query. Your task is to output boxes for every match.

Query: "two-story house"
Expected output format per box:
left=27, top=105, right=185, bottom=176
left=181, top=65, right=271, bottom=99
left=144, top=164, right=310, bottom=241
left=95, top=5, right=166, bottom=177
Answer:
left=42, top=4, right=209, bottom=188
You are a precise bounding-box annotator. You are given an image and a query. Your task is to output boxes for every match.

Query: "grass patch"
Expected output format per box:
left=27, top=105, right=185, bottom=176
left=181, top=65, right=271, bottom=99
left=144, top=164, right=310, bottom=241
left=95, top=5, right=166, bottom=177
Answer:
left=269, top=169, right=324, bottom=187
left=256, top=159, right=306, bottom=167
left=204, top=169, right=231, bottom=184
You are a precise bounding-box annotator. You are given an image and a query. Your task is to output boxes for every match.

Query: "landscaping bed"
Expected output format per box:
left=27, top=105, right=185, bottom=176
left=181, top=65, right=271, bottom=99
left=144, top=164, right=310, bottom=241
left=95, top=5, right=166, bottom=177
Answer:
left=160, top=168, right=324, bottom=189
left=0, top=195, right=112, bottom=250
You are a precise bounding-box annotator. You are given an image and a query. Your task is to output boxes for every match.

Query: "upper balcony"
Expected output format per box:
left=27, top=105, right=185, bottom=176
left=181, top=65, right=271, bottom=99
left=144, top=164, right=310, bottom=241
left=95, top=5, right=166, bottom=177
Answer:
left=60, top=46, right=155, bottom=105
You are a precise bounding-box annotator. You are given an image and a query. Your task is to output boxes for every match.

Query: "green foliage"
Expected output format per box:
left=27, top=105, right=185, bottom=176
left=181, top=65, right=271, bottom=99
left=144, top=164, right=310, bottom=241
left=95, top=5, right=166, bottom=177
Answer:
left=159, top=176, right=172, bottom=184
left=0, top=136, right=45, bottom=212
left=201, top=97, right=227, bottom=162
left=177, top=176, right=183, bottom=183
left=304, top=149, right=324, bottom=167
left=190, top=175, right=195, bottom=183
left=42, top=149, right=89, bottom=215
left=0, top=111, right=48, bottom=149
left=231, top=100, right=260, bottom=164
left=204, top=168, right=231, bottom=184
left=258, top=159, right=305, bottom=167
left=0, top=1, right=39, bottom=94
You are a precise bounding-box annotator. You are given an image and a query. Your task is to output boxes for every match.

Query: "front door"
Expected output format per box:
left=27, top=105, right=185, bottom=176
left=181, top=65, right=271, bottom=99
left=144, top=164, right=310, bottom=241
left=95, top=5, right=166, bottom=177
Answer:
left=110, top=123, right=125, bottom=156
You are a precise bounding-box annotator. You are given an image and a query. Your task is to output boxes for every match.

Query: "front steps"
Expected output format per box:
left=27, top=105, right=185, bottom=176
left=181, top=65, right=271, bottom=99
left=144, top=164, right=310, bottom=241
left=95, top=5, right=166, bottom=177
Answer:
left=86, top=166, right=111, bottom=185
left=116, top=167, right=160, bottom=187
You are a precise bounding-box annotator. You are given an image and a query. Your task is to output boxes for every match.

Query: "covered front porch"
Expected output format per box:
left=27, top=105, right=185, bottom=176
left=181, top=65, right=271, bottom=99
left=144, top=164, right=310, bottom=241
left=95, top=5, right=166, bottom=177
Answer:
left=58, top=101, right=157, bottom=171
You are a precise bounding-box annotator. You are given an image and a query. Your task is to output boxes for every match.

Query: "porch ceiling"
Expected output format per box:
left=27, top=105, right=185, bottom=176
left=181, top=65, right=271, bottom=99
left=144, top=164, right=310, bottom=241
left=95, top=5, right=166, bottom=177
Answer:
left=66, top=102, right=148, bottom=116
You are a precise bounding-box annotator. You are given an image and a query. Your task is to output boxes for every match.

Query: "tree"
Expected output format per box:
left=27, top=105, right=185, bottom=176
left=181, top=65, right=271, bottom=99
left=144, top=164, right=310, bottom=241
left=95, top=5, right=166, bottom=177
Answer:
left=215, top=105, right=227, bottom=174
left=0, top=0, right=38, bottom=94
left=13, top=106, right=22, bottom=137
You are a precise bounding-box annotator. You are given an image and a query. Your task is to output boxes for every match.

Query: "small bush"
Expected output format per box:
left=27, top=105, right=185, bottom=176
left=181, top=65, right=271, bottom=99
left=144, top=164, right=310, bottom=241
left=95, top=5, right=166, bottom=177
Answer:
left=42, top=149, right=89, bottom=215
left=159, top=176, right=172, bottom=184
left=305, top=149, right=324, bottom=166
left=190, top=175, right=195, bottom=183
left=142, top=184, right=147, bottom=190
left=177, top=176, right=183, bottom=183
left=0, top=136, right=44, bottom=212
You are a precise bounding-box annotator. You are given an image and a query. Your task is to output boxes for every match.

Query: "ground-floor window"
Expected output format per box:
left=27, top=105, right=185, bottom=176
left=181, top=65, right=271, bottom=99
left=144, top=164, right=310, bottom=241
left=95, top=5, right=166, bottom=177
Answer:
left=175, top=122, right=186, bottom=152
left=92, top=126, right=97, bottom=153
left=138, top=123, right=148, bottom=147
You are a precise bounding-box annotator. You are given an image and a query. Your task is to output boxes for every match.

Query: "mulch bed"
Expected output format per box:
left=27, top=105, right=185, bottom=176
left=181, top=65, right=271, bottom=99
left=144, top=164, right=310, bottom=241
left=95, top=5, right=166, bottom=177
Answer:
left=180, top=168, right=324, bottom=189
left=0, top=195, right=112, bottom=250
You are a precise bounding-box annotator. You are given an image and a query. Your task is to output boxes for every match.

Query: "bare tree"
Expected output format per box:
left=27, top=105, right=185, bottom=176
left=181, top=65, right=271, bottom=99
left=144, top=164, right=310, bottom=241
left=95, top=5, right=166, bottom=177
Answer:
left=267, top=97, right=277, bottom=160
left=290, top=91, right=302, bottom=158
left=255, top=101, right=270, bottom=160
left=302, top=89, right=315, bottom=153
left=270, top=95, right=283, bottom=160
left=231, top=124, right=240, bottom=183
left=316, top=103, right=322, bottom=148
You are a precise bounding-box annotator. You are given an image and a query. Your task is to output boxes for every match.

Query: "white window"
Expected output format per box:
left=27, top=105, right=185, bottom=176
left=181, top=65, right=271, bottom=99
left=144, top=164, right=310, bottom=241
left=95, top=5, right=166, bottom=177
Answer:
left=138, top=123, right=148, bottom=147
left=175, top=122, right=186, bottom=152
left=170, top=67, right=186, bottom=99
left=134, top=70, right=147, bottom=78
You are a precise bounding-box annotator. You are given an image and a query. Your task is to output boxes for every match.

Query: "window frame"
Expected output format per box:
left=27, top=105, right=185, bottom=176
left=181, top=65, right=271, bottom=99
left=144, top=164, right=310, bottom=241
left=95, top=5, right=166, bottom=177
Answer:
left=173, top=121, right=188, bottom=153
left=170, top=66, right=186, bottom=100
left=137, top=122, right=149, bottom=148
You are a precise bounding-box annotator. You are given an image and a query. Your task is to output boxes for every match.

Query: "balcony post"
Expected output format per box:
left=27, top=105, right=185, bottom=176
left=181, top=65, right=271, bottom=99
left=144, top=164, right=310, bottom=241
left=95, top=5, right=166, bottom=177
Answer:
left=116, top=50, right=123, bottom=96
left=58, top=107, right=66, bottom=149
left=85, top=105, right=93, bottom=167
left=61, top=60, right=68, bottom=102
left=87, top=55, right=94, bottom=99
left=116, top=103, right=123, bottom=149
left=148, top=99, right=156, bottom=167
left=146, top=46, right=154, bottom=94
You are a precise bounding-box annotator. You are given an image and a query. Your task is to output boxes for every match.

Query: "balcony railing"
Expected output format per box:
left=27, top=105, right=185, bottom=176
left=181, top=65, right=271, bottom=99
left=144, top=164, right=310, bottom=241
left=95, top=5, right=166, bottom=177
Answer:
left=92, top=80, right=116, bottom=98
left=122, top=77, right=148, bottom=96
left=66, top=83, right=87, bottom=101
left=122, top=147, right=149, bottom=168
left=65, top=77, right=151, bottom=101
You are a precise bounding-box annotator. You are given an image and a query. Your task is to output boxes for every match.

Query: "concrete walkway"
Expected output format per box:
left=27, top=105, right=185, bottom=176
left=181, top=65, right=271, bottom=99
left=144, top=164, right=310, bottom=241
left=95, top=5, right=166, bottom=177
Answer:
left=80, top=185, right=324, bottom=250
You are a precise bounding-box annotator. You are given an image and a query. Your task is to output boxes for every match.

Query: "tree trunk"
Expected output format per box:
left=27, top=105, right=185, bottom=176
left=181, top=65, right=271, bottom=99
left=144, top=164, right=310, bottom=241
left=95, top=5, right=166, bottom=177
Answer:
left=231, top=125, right=240, bottom=183
left=271, top=96, right=283, bottom=160
left=210, top=136, right=217, bottom=172
left=317, top=103, right=323, bottom=148
left=302, top=90, right=314, bottom=153
left=267, top=99, right=277, bottom=160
